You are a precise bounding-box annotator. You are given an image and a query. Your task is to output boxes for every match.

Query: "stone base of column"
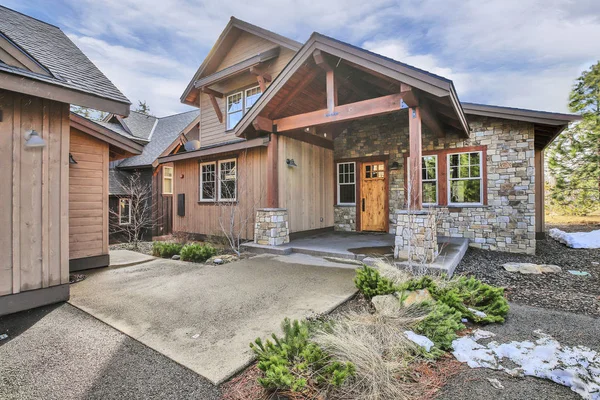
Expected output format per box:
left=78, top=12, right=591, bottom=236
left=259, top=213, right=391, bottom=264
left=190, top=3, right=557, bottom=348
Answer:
left=394, top=210, right=438, bottom=263
left=254, top=208, right=290, bottom=246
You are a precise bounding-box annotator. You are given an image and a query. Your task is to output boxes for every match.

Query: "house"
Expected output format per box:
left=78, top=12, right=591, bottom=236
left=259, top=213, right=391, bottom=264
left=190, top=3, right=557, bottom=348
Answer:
left=159, top=17, right=580, bottom=258
left=0, top=6, right=141, bottom=316
left=102, top=110, right=200, bottom=240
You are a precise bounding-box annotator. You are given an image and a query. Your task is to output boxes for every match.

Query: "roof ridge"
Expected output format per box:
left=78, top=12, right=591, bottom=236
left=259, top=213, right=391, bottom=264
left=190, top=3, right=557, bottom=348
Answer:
left=0, top=5, right=61, bottom=30
left=157, top=109, right=200, bottom=119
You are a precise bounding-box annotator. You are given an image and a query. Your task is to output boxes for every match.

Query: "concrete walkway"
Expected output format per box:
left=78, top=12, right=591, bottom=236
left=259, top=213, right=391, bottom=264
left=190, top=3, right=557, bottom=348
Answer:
left=109, top=249, right=155, bottom=268
left=69, top=254, right=357, bottom=384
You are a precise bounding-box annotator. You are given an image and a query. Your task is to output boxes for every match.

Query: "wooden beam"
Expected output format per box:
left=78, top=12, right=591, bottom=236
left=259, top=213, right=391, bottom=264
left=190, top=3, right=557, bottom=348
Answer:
left=250, top=66, right=272, bottom=92
left=326, top=70, right=337, bottom=114
left=408, top=107, right=422, bottom=210
left=268, top=68, right=321, bottom=118
left=266, top=133, right=279, bottom=208
left=419, top=99, right=445, bottom=138
left=274, top=93, right=404, bottom=132
left=207, top=93, right=223, bottom=123
left=313, top=50, right=332, bottom=71
left=279, top=131, right=334, bottom=150
left=200, top=87, right=223, bottom=98
left=252, top=116, right=273, bottom=132
left=400, top=83, right=418, bottom=108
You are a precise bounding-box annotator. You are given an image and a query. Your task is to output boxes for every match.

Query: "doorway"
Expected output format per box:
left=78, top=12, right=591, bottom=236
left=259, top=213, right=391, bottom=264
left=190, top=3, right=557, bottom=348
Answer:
left=359, top=161, right=387, bottom=232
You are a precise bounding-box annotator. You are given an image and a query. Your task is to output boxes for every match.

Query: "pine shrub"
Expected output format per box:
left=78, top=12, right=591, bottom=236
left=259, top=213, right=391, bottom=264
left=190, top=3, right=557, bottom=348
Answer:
left=179, top=243, right=217, bottom=263
left=413, top=302, right=465, bottom=352
left=151, top=242, right=183, bottom=258
left=354, top=265, right=397, bottom=298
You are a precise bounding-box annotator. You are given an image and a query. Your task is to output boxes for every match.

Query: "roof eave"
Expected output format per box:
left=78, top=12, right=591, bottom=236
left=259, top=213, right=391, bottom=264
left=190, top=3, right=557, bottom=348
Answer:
left=70, top=113, right=144, bottom=154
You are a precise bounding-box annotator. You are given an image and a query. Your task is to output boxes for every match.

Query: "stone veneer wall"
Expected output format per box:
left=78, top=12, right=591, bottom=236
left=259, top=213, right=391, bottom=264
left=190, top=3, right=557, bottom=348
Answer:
left=333, top=111, right=536, bottom=254
left=395, top=210, right=438, bottom=262
left=334, top=206, right=356, bottom=232
left=254, top=208, right=290, bottom=246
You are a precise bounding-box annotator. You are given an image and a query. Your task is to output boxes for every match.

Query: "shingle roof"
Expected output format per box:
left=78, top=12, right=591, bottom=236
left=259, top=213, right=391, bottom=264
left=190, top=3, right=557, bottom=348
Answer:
left=0, top=6, right=130, bottom=106
left=109, top=167, right=132, bottom=195
left=94, top=119, right=147, bottom=143
left=119, top=111, right=158, bottom=140
left=118, top=110, right=200, bottom=168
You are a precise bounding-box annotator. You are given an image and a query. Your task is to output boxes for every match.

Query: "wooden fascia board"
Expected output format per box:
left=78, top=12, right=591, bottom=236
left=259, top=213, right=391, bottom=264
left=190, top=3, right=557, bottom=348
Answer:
left=70, top=118, right=144, bottom=154
left=194, top=47, right=280, bottom=89
left=0, top=70, right=131, bottom=115
left=157, top=137, right=269, bottom=163
left=463, top=104, right=580, bottom=125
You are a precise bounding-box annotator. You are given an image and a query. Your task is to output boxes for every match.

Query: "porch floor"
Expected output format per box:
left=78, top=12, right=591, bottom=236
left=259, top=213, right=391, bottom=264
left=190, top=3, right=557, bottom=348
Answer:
left=243, top=231, right=468, bottom=276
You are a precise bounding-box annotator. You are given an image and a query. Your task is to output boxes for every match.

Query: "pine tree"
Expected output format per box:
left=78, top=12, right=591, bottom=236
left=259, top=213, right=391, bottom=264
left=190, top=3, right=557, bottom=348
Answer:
left=547, top=61, right=600, bottom=215
left=135, top=100, right=152, bottom=116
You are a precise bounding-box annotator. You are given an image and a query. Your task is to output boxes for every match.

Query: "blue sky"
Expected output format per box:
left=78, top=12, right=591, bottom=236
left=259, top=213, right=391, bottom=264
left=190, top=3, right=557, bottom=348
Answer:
left=5, top=0, right=599, bottom=117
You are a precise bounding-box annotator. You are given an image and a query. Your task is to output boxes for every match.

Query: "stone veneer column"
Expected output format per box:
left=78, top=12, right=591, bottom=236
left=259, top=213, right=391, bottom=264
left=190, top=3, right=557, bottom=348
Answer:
left=394, top=210, right=438, bottom=262
left=254, top=208, right=290, bottom=246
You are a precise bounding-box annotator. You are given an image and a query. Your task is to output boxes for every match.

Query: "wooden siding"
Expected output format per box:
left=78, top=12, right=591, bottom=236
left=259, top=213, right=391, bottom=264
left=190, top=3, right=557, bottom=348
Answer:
left=0, top=90, right=70, bottom=296
left=69, top=128, right=109, bottom=260
left=172, top=147, right=268, bottom=239
left=199, top=40, right=295, bottom=147
left=277, top=136, right=334, bottom=233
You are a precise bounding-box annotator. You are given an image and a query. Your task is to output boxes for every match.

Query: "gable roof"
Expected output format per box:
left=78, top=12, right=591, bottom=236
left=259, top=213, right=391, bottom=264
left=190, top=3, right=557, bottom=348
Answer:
left=118, top=110, right=200, bottom=168
left=70, top=112, right=145, bottom=155
left=0, top=6, right=130, bottom=115
left=232, top=32, right=470, bottom=138
left=180, top=17, right=302, bottom=106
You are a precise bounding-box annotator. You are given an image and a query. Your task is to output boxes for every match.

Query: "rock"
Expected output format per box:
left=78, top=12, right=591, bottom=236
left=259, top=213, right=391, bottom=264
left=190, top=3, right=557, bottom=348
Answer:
left=487, top=378, right=504, bottom=389
left=207, top=254, right=237, bottom=265
left=502, top=262, right=561, bottom=274
left=404, top=331, right=434, bottom=351
left=371, top=294, right=401, bottom=314
left=402, top=288, right=433, bottom=306
left=213, top=258, right=223, bottom=265
left=171, top=255, right=180, bottom=260
left=592, top=262, right=599, bottom=267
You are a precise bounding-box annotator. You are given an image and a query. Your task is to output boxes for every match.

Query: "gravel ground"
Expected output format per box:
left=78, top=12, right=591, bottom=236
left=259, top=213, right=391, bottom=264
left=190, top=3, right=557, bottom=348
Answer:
left=455, top=224, right=600, bottom=317
left=0, top=303, right=220, bottom=400
left=439, top=303, right=600, bottom=400
left=109, top=241, right=154, bottom=255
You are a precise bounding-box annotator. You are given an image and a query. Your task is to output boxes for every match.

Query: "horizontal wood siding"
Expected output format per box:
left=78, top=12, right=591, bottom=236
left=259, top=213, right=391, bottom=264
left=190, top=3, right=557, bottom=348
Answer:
left=0, top=90, right=69, bottom=296
left=172, top=147, right=268, bottom=239
left=69, top=128, right=109, bottom=260
left=277, top=136, right=334, bottom=233
left=199, top=43, right=295, bottom=147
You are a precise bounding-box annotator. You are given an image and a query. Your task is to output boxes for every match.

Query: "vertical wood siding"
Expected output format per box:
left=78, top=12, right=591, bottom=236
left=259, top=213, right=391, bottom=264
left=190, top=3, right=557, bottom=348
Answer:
left=152, top=164, right=174, bottom=237
left=0, top=89, right=69, bottom=296
left=172, top=147, right=268, bottom=239
left=277, top=136, right=334, bottom=233
left=69, top=128, right=109, bottom=260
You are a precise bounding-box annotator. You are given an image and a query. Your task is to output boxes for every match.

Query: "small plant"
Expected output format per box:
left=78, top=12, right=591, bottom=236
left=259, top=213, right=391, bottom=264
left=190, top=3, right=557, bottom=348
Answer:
left=180, top=243, right=217, bottom=263
left=151, top=242, right=183, bottom=258
left=250, top=318, right=354, bottom=394
left=413, top=302, right=465, bottom=352
left=354, top=265, right=397, bottom=298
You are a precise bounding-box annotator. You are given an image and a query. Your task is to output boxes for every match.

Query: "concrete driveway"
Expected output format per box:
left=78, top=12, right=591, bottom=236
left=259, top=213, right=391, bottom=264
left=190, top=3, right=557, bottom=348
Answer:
left=69, top=253, right=357, bottom=384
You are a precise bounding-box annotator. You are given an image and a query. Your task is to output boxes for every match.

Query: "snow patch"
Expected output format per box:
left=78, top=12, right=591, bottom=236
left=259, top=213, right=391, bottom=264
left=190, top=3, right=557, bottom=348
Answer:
left=549, top=228, right=600, bottom=249
left=404, top=330, right=434, bottom=352
left=468, top=307, right=488, bottom=318
left=452, top=329, right=600, bottom=399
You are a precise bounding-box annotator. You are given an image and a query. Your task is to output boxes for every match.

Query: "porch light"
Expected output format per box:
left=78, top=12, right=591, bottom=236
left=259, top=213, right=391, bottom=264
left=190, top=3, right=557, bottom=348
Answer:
left=24, top=130, right=46, bottom=148
left=69, top=153, right=78, bottom=164
left=390, top=161, right=400, bottom=170
left=286, top=158, right=297, bottom=168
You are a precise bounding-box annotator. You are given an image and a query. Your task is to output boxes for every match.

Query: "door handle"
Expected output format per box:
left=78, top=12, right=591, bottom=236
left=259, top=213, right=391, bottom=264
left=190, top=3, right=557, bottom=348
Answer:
left=362, top=198, right=365, bottom=212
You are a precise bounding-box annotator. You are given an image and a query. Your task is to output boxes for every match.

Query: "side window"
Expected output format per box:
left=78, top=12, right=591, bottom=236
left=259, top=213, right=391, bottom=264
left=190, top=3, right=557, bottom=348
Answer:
left=218, top=159, right=237, bottom=201
left=162, top=166, right=173, bottom=194
left=448, top=152, right=482, bottom=205
left=226, top=92, right=243, bottom=130
left=199, top=162, right=216, bottom=201
left=119, top=198, right=131, bottom=225
left=337, top=162, right=356, bottom=205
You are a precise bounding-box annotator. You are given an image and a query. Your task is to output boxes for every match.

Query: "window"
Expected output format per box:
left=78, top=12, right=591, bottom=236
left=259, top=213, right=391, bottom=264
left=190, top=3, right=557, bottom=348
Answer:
left=163, top=166, right=173, bottom=194
left=448, top=151, right=482, bottom=205
left=200, top=162, right=216, bottom=201
left=218, top=159, right=237, bottom=201
left=226, top=86, right=262, bottom=130
left=422, top=155, right=438, bottom=205
left=119, top=198, right=131, bottom=225
left=337, top=162, right=356, bottom=205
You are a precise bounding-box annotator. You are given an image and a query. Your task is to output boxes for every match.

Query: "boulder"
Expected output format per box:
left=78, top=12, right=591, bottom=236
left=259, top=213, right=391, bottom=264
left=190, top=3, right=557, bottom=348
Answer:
left=502, top=262, right=561, bottom=274
left=402, top=288, right=433, bottom=306
left=371, top=295, right=401, bottom=314
left=171, top=255, right=181, bottom=260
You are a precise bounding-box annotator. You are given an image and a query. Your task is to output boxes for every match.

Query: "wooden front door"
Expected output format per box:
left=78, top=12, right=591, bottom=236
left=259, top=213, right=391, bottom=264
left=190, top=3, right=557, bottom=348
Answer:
left=360, top=161, right=387, bottom=231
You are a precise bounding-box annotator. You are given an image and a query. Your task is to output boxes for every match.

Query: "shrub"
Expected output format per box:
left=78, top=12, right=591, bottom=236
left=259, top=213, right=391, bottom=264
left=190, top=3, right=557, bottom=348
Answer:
left=413, top=302, right=465, bottom=352
left=354, top=265, right=397, bottom=298
left=250, top=318, right=355, bottom=394
left=179, top=243, right=217, bottom=263
left=152, top=242, right=183, bottom=258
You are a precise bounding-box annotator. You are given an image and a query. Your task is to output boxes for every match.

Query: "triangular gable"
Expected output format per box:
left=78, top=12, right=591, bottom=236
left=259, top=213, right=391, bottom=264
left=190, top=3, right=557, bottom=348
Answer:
left=0, top=32, right=50, bottom=76
left=180, top=17, right=302, bottom=106
left=232, top=33, right=469, bottom=138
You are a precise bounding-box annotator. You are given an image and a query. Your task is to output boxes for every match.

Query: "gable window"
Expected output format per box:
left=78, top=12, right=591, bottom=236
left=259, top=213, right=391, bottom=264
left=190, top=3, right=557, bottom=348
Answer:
left=200, top=162, right=216, bottom=201
left=448, top=151, right=482, bottom=205
left=337, top=162, right=356, bottom=205
left=226, top=86, right=262, bottom=130
left=119, top=198, right=131, bottom=225
left=218, top=159, right=237, bottom=201
left=163, top=166, right=173, bottom=194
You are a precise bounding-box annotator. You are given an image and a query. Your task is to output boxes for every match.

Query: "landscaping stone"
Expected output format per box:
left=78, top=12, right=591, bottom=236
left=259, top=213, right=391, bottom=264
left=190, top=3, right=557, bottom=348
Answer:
left=206, top=254, right=237, bottom=265
left=502, top=262, right=561, bottom=274
left=402, top=288, right=433, bottom=306
left=172, top=255, right=180, bottom=260
left=371, top=294, right=401, bottom=314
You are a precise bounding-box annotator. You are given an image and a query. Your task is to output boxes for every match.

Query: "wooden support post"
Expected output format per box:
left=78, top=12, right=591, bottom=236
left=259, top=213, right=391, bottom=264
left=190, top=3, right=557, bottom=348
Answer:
left=250, top=66, right=272, bottom=93
left=535, top=148, right=545, bottom=239
left=408, top=107, right=422, bottom=210
left=267, top=133, right=279, bottom=208
left=252, top=116, right=273, bottom=133
left=326, top=70, right=337, bottom=114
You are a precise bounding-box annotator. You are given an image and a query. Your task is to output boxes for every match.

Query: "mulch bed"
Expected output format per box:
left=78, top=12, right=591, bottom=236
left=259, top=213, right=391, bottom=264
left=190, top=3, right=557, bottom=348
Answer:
left=455, top=224, right=600, bottom=317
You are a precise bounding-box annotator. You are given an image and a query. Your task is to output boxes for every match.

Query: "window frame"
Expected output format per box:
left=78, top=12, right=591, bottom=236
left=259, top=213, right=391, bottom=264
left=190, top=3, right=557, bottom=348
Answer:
left=226, top=85, right=262, bottom=131
left=162, top=166, right=174, bottom=195
left=407, top=155, right=439, bottom=206
left=218, top=158, right=237, bottom=201
left=447, top=151, right=484, bottom=206
left=199, top=161, right=217, bottom=202
left=118, top=198, right=132, bottom=226
left=336, top=162, right=356, bottom=206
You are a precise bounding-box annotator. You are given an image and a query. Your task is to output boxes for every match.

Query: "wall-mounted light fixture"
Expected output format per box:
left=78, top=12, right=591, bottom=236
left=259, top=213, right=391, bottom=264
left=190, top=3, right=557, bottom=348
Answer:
left=69, top=153, right=77, bottom=164
left=390, top=161, right=400, bottom=170
left=24, top=130, right=46, bottom=148
left=286, top=158, right=297, bottom=168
